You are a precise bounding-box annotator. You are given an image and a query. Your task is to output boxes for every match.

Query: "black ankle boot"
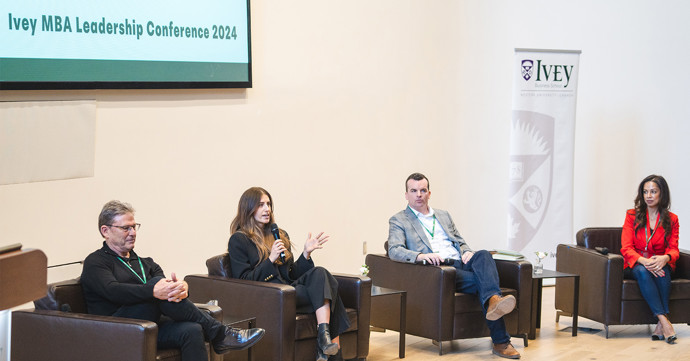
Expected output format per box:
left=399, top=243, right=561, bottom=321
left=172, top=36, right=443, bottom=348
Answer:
left=317, top=323, right=338, bottom=356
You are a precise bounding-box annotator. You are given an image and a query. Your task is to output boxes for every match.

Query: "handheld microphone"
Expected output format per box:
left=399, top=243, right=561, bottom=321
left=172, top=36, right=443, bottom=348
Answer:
left=270, top=223, right=286, bottom=262
left=594, top=247, right=609, bottom=255
left=417, top=258, right=455, bottom=266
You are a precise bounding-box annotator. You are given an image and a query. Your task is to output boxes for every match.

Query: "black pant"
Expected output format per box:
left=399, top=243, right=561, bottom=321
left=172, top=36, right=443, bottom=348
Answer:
left=113, top=298, right=223, bottom=361
left=292, top=266, right=351, bottom=337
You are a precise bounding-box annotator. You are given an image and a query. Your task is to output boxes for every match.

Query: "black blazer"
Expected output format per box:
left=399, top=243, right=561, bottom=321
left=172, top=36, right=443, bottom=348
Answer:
left=228, top=231, right=314, bottom=284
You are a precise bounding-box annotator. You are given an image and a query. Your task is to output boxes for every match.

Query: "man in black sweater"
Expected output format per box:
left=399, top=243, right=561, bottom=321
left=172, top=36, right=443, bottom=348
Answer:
left=81, top=200, right=264, bottom=360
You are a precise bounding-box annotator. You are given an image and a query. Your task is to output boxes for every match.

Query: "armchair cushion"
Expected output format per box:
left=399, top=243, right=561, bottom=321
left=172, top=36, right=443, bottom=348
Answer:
left=207, top=254, right=231, bottom=278
left=294, top=308, right=359, bottom=341
left=576, top=227, right=624, bottom=254
left=454, top=288, right=518, bottom=313
left=619, top=278, right=690, bottom=301
left=34, top=278, right=87, bottom=313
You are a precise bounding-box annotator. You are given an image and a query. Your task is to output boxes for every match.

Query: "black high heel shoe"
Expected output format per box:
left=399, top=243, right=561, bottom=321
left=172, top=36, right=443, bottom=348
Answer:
left=316, top=345, right=328, bottom=361
left=651, top=322, right=664, bottom=341
left=661, top=316, right=677, bottom=344
left=666, top=334, right=677, bottom=344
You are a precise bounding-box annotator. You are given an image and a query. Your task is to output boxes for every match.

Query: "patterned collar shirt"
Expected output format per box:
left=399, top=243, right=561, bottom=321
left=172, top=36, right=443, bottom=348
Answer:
left=409, top=206, right=461, bottom=260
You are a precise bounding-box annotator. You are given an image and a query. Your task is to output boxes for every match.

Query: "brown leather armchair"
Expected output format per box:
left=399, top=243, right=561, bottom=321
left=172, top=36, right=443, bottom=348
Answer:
left=11, top=278, right=223, bottom=361
left=556, top=227, right=690, bottom=338
left=365, top=248, right=532, bottom=355
left=184, top=254, right=371, bottom=361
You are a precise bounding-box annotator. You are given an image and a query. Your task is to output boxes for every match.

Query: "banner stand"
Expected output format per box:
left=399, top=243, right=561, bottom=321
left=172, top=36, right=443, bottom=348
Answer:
left=508, top=48, right=581, bottom=274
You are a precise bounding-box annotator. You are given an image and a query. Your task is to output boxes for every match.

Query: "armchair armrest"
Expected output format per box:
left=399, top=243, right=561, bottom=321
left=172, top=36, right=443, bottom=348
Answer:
left=185, top=274, right=296, bottom=361
left=331, top=274, right=371, bottom=310
left=12, top=309, right=158, bottom=361
left=332, top=273, right=371, bottom=358
left=195, top=302, right=223, bottom=321
left=193, top=303, right=223, bottom=361
left=556, top=243, right=624, bottom=324
left=495, top=259, right=532, bottom=294
left=495, top=259, right=533, bottom=332
left=675, top=249, right=690, bottom=279
left=365, top=253, right=456, bottom=341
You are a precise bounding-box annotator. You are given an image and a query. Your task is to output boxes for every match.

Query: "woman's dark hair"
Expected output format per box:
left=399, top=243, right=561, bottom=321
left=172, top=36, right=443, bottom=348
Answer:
left=634, top=174, right=671, bottom=244
left=230, top=187, right=292, bottom=263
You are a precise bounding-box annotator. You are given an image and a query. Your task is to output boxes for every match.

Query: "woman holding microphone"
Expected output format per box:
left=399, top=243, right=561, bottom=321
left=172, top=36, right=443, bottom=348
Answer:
left=228, top=187, right=348, bottom=361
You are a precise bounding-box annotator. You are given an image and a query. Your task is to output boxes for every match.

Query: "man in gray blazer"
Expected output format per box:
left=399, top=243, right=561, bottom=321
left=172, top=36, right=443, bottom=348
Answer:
left=387, top=173, right=520, bottom=359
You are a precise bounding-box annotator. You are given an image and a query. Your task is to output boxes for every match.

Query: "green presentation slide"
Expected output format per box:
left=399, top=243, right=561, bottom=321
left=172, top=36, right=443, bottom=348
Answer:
left=0, top=0, right=251, bottom=87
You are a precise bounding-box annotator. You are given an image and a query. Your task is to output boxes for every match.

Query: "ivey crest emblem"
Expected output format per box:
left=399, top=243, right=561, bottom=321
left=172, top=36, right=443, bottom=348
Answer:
left=521, top=59, right=534, bottom=81
left=508, top=110, right=554, bottom=251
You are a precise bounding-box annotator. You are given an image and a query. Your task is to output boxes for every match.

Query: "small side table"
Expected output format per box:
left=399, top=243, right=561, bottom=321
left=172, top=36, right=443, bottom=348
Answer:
left=529, top=269, right=579, bottom=339
left=370, top=285, right=407, bottom=358
left=223, top=315, right=258, bottom=361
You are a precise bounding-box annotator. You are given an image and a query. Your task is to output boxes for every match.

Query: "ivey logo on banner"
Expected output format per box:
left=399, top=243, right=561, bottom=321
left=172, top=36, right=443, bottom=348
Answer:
left=509, top=49, right=580, bottom=254
left=508, top=110, right=554, bottom=250
left=520, top=59, right=575, bottom=88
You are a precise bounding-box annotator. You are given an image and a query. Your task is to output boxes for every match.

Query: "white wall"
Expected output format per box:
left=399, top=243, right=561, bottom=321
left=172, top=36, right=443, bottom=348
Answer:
left=448, top=0, right=690, bottom=251
left=1, top=0, right=689, bottom=285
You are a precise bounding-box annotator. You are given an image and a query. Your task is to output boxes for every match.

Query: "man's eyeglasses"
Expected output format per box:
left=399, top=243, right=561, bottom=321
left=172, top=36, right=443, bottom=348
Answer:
left=107, top=223, right=141, bottom=232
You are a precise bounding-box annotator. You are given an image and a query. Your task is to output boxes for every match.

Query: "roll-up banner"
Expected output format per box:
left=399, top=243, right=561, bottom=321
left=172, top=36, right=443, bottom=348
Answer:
left=508, top=49, right=581, bottom=271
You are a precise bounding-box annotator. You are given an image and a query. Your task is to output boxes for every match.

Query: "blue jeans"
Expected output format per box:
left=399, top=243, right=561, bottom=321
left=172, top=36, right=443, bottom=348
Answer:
left=450, top=250, right=510, bottom=344
left=626, top=264, right=672, bottom=316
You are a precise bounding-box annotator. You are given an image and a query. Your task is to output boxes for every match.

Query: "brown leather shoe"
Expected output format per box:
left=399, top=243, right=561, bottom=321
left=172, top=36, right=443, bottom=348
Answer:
left=492, top=342, right=520, bottom=359
left=486, top=294, right=516, bottom=321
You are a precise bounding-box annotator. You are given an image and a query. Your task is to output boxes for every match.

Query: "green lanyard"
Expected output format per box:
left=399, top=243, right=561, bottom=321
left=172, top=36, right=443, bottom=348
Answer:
left=410, top=206, right=436, bottom=238
left=117, top=256, right=147, bottom=284
left=644, top=212, right=660, bottom=252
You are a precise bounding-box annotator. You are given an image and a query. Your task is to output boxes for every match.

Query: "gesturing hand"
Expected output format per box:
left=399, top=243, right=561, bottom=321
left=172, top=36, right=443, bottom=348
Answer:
left=303, top=232, right=330, bottom=259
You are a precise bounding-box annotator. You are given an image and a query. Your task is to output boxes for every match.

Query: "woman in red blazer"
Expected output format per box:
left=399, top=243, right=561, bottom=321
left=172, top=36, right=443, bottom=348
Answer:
left=621, top=174, right=679, bottom=344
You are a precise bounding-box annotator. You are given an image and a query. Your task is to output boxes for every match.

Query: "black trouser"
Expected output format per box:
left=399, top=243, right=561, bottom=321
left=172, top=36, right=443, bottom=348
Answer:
left=113, top=298, right=223, bottom=361
left=292, top=266, right=351, bottom=337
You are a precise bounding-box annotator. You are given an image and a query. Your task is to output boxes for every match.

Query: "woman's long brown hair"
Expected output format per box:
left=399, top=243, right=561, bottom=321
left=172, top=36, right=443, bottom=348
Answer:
left=633, top=174, right=672, bottom=246
left=230, top=187, right=292, bottom=264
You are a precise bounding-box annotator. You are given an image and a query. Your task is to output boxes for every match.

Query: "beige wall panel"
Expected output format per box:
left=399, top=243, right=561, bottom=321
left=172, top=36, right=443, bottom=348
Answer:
left=0, top=100, right=96, bottom=185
